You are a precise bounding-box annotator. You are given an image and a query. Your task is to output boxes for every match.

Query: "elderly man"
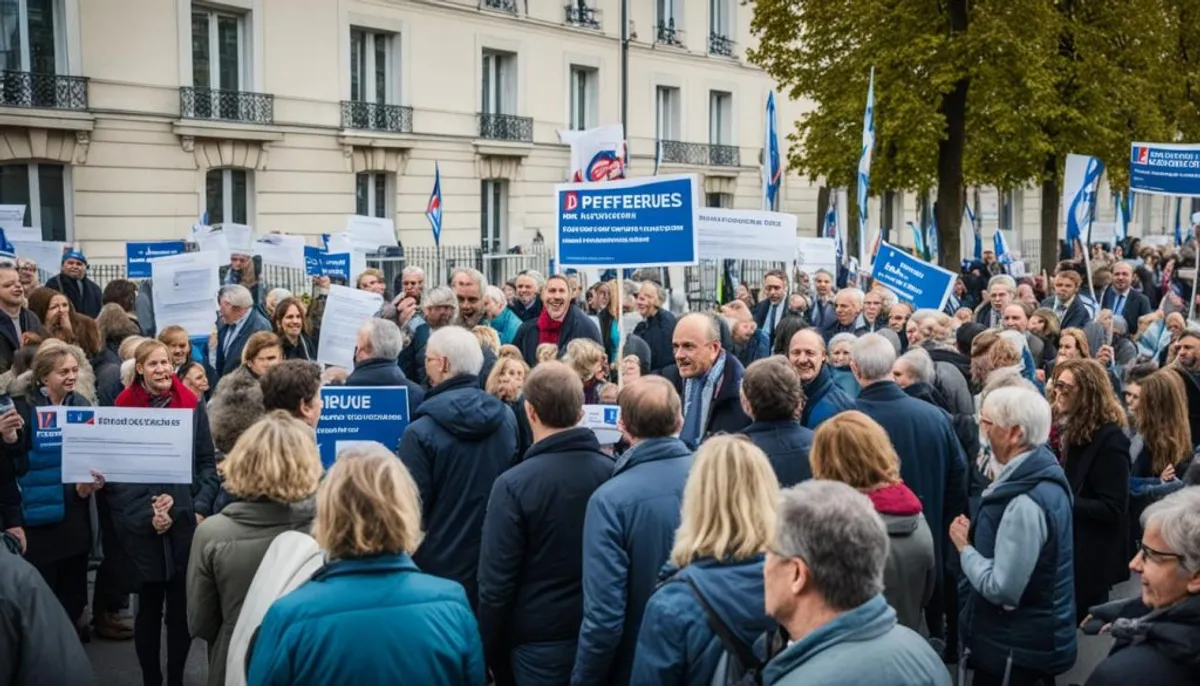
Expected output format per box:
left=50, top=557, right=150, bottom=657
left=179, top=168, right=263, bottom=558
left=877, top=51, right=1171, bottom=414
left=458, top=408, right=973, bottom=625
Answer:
left=888, top=301, right=914, bottom=338
left=863, top=288, right=890, bottom=332
left=631, top=280, right=677, bottom=374
left=762, top=481, right=949, bottom=685
left=951, top=386, right=1076, bottom=686
left=514, top=274, right=602, bottom=367
left=788, top=328, right=854, bottom=430
left=400, top=285, right=457, bottom=387
left=573, top=376, right=692, bottom=686
left=45, top=249, right=102, bottom=317
left=753, top=269, right=789, bottom=341
left=1001, top=303, right=1046, bottom=366
left=662, top=312, right=750, bottom=447
left=975, top=275, right=1016, bottom=329
left=1045, top=269, right=1092, bottom=329
left=0, top=266, right=43, bottom=373
left=484, top=285, right=521, bottom=345
left=212, top=284, right=272, bottom=378
left=824, top=287, right=869, bottom=340
left=450, top=267, right=488, bottom=328
left=1100, top=261, right=1151, bottom=330
left=395, top=265, right=425, bottom=302
left=510, top=269, right=544, bottom=322
left=345, top=318, right=424, bottom=407
left=399, top=326, right=517, bottom=610
left=722, top=300, right=770, bottom=369
left=740, top=356, right=814, bottom=487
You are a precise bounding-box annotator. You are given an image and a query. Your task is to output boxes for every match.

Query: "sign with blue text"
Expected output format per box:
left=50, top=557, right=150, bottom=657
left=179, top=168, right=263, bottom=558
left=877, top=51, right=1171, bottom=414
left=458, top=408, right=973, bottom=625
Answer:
left=304, top=246, right=351, bottom=280
left=1130, top=142, right=1200, bottom=198
left=870, top=242, right=956, bottom=311
left=314, top=386, right=410, bottom=468
left=126, top=241, right=186, bottom=279
left=555, top=174, right=699, bottom=268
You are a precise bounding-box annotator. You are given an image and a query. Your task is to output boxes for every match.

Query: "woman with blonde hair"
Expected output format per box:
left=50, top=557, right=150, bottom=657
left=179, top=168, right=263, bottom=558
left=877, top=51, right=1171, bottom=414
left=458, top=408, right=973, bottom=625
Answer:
left=562, top=337, right=607, bottom=404
left=187, top=411, right=322, bottom=686
left=485, top=355, right=528, bottom=405
left=809, top=411, right=935, bottom=630
left=631, top=435, right=779, bottom=684
left=246, top=443, right=485, bottom=685
left=535, top=342, right=558, bottom=365
left=472, top=325, right=501, bottom=357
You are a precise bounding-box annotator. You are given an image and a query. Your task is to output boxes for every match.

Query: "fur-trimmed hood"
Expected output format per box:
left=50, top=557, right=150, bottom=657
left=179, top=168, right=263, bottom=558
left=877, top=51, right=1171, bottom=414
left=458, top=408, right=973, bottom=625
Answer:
left=207, top=365, right=265, bottom=455
left=96, top=302, right=140, bottom=346
left=8, top=341, right=98, bottom=405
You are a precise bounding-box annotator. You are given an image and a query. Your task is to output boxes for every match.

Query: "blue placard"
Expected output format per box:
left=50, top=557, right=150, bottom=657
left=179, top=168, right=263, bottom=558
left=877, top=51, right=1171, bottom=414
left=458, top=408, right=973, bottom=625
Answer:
left=1130, top=143, right=1200, bottom=198
left=304, top=246, right=351, bottom=280
left=869, top=242, right=956, bottom=311
left=314, top=386, right=410, bottom=468
left=555, top=174, right=699, bottom=268
left=126, top=241, right=186, bottom=279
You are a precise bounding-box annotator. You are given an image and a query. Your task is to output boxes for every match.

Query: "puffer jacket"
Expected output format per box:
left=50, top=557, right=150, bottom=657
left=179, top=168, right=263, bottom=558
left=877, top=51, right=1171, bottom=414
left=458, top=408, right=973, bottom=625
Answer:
left=1085, top=595, right=1200, bottom=686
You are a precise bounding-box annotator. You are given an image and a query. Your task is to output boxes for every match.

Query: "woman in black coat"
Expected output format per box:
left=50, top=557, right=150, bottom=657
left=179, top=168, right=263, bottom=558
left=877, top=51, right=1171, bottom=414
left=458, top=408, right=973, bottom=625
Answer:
left=272, top=297, right=317, bottom=362
left=1127, top=371, right=1193, bottom=544
left=1050, top=358, right=1132, bottom=621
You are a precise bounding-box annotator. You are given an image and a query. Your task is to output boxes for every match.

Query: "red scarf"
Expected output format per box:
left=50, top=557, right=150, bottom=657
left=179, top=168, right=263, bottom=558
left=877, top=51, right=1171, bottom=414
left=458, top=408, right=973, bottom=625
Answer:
left=115, top=375, right=199, bottom=410
left=538, top=307, right=565, bottom=346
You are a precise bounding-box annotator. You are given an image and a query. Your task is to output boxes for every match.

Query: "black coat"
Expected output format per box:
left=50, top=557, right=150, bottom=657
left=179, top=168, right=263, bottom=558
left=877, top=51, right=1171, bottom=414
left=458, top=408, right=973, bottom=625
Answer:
left=398, top=322, right=430, bottom=387
left=1171, top=366, right=1200, bottom=450
left=508, top=296, right=542, bottom=322
left=213, top=309, right=273, bottom=378
left=631, top=308, right=677, bottom=374
left=1100, top=287, right=1152, bottom=331
left=280, top=333, right=317, bottom=361
left=1063, top=422, right=1131, bottom=612
left=45, top=273, right=102, bottom=318
left=344, top=357, right=425, bottom=411
left=740, top=419, right=814, bottom=487
left=1085, top=596, right=1200, bottom=686
left=661, top=354, right=751, bottom=446
left=476, top=427, right=613, bottom=681
left=1056, top=296, right=1093, bottom=330
left=513, top=305, right=603, bottom=368
left=0, top=308, right=43, bottom=375
left=752, top=298, right=788, bottom=337
left=90, top=349, right=122, bottom=407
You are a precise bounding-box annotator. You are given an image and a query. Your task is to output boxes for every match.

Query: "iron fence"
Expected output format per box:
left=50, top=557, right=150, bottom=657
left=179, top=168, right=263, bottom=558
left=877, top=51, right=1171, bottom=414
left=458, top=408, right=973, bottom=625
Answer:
left=482, top=0, right=518, bottom=12
left=1020, top=239, right=1041, bottom=271
left=478, top=112, right=533, bottom=142
left=340, top=101, right=413, bottom=133
left=658, top=140, right=740, bottom=167
left=656, top=21, right=683, bottom=47
left=708, top=33, right=734, bottom=57
left=0, top=71, right=88, bottom=110
left=684, top=259, right=789, bottom=312
left=180, top=86, right=274, bottom=124
left=564, top=3, right=600, bottom=28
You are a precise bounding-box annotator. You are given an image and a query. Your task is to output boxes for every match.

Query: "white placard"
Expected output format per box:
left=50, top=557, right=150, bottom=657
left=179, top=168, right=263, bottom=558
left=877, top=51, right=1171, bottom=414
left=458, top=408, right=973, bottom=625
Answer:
left=346, top=215, right=398, bottom=249
left=61, top=407, right=194, bottom=484
left=4, top=226, right=42, bottom=243
left=12, top=241, right=65, bottom=273
left=579, top=404, right=621, bottom=445
left=221, top=223, right=254, bottom=255
left=794, top=237, right=839, bottom=279
left=697, top=208, right=798, bottom=262
left=1088, top=221, right=1118, bottom=244
left=0, top=205, right=26, bottom=232
left=317, top=285, right=384, bottom=370
left=325, top=232, right=369, bottom=280
left=190, top=224, right=231, bottom=264
left=253, top=234, right=307, bottom=270
left=151, top=251, right=220, bottom=336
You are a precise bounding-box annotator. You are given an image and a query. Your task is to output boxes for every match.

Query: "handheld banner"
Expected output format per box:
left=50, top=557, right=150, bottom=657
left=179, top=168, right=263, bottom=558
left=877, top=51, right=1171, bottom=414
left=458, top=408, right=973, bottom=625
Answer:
left=304, top=246, right=351, bottom=280
left=869, top=242, right=956, bottom=311
left=315, top=386, right=411, bottom=468
left=1130, top=143, right=1200, bottom=197
left=697, top=208, right=797, bottom=261
left=126, top=241, right=186, bottom=279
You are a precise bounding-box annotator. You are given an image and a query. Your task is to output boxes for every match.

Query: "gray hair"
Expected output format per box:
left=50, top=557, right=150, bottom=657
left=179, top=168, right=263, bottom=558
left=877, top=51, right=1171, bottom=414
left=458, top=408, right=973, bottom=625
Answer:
left=774, top=480, right=888, bottom=611
left=426, top=326, right=484, bottom=376
left=360, top=318, right=406, bottom=359
left=987, top=274, right=1017, bottom=294
left=638, top=280, right=665, bottom=306
left=267, top=287, right=291, bottom=304
left=517, top=269, right=545, bottom=289
left=678, top=312, right=721, bottom=344
left=982, top=386, right=1052, bottom=448
left=450, top=267, right=487, bottom=293
left=828, top=333, right=857, bottom=351
left=851, top=333, right=897, bottom=382
left=980, top=366, right=1036, bottom=403
left=814, top=269, right=834, bottom=280
left=401, top=265, right=425, bottom=280
left=838, top=287, right=865, bottom=306
left=872, top=287, right=896, bottom=310
left=998, top=329, right=1029, bottom=358
left=1141, top=487, right=1200, bottom=574
left=423, top=285, right=458, bottom=314
left=219, top=284, right=253, bottom=309
left=896, top=347, right=935, bottom=385
left=483, top=285, right=506, bottom=306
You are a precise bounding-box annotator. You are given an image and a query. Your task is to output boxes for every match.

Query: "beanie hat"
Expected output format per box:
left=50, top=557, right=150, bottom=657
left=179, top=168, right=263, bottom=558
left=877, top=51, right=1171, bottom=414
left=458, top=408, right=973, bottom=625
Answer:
left=63, top=249, right=87, bottom=265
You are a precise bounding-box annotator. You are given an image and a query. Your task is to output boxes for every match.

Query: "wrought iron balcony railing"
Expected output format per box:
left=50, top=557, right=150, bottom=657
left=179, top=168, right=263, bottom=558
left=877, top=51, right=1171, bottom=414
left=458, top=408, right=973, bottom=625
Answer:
left=0, top=71, right=88, bottom=110
left=658, top=140, right=740, bottom=167
left=478, top=112, right=533, bottom=142
left=564, top=3, right=600, bottom=28
left=341, top=101, right=414, bottom=133
left=708, top=32, right=734, bottom=57
left=482, top=0, right=518, bottom=13
left=656, top=20, right=683, bottom=47
left=180, top=87, right=274, bottom=124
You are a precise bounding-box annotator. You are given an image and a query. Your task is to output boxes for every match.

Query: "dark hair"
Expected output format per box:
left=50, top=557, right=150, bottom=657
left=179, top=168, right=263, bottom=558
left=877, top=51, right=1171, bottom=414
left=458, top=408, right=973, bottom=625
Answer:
left=271, top=297, right=307, bottom=334
left=522, top=361, right=584, bottom=429
left=261, top=361, right=323, bottom=417
left=619, top=376, right=681, bottom=439
left=742, top=356, right=803, bottom=421
left=1124, top=361, right=1159, bottom=385
left=73, top=315, right=103, bottom=357
left=956, top=322, right=988, bottom=357
left=178, top=359, right=204, bottom=383
left=102, top=279, right=138, bottom=313
left=772, top=315, right=810, bottom=356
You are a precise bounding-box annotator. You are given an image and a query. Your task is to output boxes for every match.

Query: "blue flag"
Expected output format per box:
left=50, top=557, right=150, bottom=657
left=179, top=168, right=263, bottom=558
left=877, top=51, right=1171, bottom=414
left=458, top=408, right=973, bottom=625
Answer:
left=1067, top=156, right=1104, bottom=253
left=857, top=68, right=876, bottom=262
left=426, top=163, right=443, bottom=246
left=965, top=202, right=981, bottom=262
left=1114, top=192, right=1127, bottom=242
left=764, top=92, right=782, bottom=211
left=907, top=221, right=926, bottom=260
left=1175, top=196, right=1183, bottom=246
left=927, top=214, right=940, bottom=264
left=994, top=230, right=1012, bottom=264
left=824, top=193, right=843, bottom=265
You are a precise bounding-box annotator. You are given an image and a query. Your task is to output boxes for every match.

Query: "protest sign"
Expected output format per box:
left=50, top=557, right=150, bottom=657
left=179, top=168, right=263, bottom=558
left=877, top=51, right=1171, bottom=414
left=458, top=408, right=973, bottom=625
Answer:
left=555, top=174, right=699, bottom=268
left=794, top=237, right=839, bottom=280
left=4, top=226, right=40, bottom=243
left=317, top=285, right=383, bottom=370
left=61, top=407, right=194, bottom=484
left=324, top=232, right=369, bottom=280
left=346, top=215, right=398, bottom=249
left=1087, top=222, right=1118, bottom=245
left=304, top=246, right=351, bottom=280
left=151, top=251, right=220, bottom=336
left=253, top=233, right=306, bottom=270
left=580, top=404, right=620, bottom=445
left=869, top=242, right=956, bottom=311
left=190, top=224, right=231, bottom=264
left=1130, top=142, right=1200, bottom=197
left=222, top=223, right=254, bottom=255
left=126, top=241, right=186, bottom=279
left=315, top=386, right=411, bottom=467
left=13, top=241, right=66, bottom=274
left=559, top=124, right=626, bottom=182
left=697, top=208, right=797, bottom=261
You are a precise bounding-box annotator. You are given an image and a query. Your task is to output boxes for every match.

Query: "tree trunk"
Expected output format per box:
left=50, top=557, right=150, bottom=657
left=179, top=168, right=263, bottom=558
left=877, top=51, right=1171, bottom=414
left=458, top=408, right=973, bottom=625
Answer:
left=1040, top=153, right=1061, bottom=274
left=934, top=0, right=970, bottom=269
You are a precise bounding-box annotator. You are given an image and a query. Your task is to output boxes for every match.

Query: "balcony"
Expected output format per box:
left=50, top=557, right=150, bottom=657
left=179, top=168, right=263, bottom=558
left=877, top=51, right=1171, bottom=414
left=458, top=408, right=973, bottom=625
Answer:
left=180, top=87, right=274, bottom=124
left=0, top=71, right=88, bottom=110
left=482, top=0, right=518, bottom=13
left=655, top=19, right=684, bottom=47
left=564, top=3, right=600, bottom=29
left=708, top=32, right=734, bottom=57
left=478, top=112, right=533, bottom=142
left=659, top=140, right=739, bottom=167
left=341, top=101, right=413, bottom=134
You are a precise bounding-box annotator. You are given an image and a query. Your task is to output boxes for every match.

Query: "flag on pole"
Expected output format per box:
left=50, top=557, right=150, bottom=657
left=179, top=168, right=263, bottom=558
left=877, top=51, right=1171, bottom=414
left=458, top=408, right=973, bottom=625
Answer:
left=907, top=221, right=926, bottom=260
left=994, top=230, right=1012, bottom=264
left=763, top=92, right=782, bottom=211
left=965, top=201, right=982, bottom=262
left=824, top=193, right=843, bottom=265
left=927, top=214, right=940, bottom=264
left=1114, top=192, right=1127, bottom=243
left=1066, top=155, right=1104, bottom=254
left=857, top=68, right=876, bottom=264
left=426, top=163, right=443, bottom=246
left=1175, top=196, right=1183, bottom=246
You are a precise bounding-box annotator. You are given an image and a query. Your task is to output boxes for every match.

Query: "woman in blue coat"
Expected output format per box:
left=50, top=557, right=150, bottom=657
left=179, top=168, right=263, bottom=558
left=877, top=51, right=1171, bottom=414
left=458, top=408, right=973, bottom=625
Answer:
left=247, top=443, right=485, bottom=686
left=631, top=435, right=780, bottom=684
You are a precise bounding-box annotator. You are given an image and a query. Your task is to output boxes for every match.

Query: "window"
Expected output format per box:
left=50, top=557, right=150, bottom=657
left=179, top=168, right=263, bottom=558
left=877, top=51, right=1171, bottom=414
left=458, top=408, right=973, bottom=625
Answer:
left=655, top=86, right=680, bottom=141
left=0, top=0, right=69, bottom=108
left=350, top=28, right=394, bottom=105
left=569, top=66, right=597, bottom=131
left=481, top=51, right=515, bottom=116
left=355, top=172, right=391, bottom=219
left=205, top=168, right=250, bottom=226
left=655, top=0, right=682, bottom=46
left=709, top=91, right=732, bottom=145
left=480, top=180, right=508, bottom=255
left=0, top=163, right=69, bottom=241
left=191, top=7, right=248, bottom=118
left=708, top=0, right=733, bottom=56
left=1000, top=189, right=1015, bottom=232
left=705, top=193, right=731, bottom=208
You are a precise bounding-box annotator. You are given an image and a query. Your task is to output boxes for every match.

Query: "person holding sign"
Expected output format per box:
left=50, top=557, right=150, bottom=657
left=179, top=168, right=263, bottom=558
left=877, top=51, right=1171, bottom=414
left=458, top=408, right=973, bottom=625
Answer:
left=272, top=297, right=316, bottom=362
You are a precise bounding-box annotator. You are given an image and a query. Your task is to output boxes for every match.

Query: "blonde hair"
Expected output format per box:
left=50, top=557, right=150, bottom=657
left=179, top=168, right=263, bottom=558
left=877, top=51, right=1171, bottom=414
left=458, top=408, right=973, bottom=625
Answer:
left=810, top=411, right=902, bottom=489
left=485, top=356, right=529, bottom=403
left=220, top=411, right=323, bottom=503
left=562, top=338, right=606, bottom=383
left=669, top=435, right=780, bottom=567
left=313, top=443, right=424, bottom=559
left=118, top=335, right=149, bottom=361
left=535, top=343, right=558, bottom=364
left=472, top=325, right=501, bottom=356
left=498, top=344, right=523, bottom=362
left=241, top=331, right=282, bottom=366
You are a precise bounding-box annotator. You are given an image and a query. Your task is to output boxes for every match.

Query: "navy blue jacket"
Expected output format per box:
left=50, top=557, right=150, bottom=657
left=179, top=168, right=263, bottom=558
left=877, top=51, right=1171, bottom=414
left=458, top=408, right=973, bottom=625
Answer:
left=213, top=309, right=272, bottom=378
left=855, top=381, right=967, bottom=566
left=45, top=273, right=102, bottom=318
left=632, top=308, right=678, bottom=374
left=513, top=305, right=603, bottom=368
left=741, top=419, right=814, bottom=487
left=508, top=296, right=542, bottom=322
left=800, top=364, right=855, bottom=430
left=963, top=446, right=1077, bottom=677
left=572, top=437, right=692, bottom=686
left=344, top=357, right=425, bottom=411
left=1063, top=422, right=1132, bottom=607
left=398, top=322, right=430, bottom=387
left=1100, top=286, right=1151, bottom=331
left=477, top=427, right=613, bottom=677
left=398, top=373, right=517, bottom=609
left=1055, top=296, right=1093, bottom=330
left=661, top=355, right=751, bottom=447
left=733, top=330, right=771, bottom=370
left=631, top=556, right=775, bottom=685
left=752, top=298, right=787, bottom=334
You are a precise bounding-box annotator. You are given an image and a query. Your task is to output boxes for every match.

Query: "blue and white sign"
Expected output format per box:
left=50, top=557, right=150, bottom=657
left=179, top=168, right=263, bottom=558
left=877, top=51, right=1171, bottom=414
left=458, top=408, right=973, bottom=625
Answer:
left=1130, top=142, right=1200, bottom=197
left=126, top=241, right=185, bottom=279
left=555, top=174, right=699, bottom=268
left=869, top=242, right=956, bottom=311
left=314, top=386, right=410, bottom=468
left=304, top=246, right=351, bottom=280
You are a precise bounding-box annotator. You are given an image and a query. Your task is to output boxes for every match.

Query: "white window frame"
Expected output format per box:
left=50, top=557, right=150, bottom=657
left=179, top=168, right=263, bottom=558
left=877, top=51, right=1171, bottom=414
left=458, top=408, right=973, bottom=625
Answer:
left=206, top=167, right=252, bottom=226
left=2, top=0, right=67, bottom=73
left=655, top=86, right=680, bottom=141
left=709, top=0, right=731, bottom=37
left=191, top=5, right=248, bottom=91
left=355, top=172, right=393, bottom=219
left=481, top=50, right=516, bottom=115
left=481, top=179, right=509, bottom=254
left=569, top=65, right=597, bottom=131
left=0, top=162, right=73, bottom=241
left=709, top=90, right=732, bottom=146
left=349, top=27, right=397, bottom=105
left=657, top=0, right=680, bottom=26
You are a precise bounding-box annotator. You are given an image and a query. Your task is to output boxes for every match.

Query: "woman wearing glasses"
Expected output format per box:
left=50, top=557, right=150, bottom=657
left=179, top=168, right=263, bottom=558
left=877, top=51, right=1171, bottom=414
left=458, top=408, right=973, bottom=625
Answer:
left=1048, top=358, right=1131, bottom=621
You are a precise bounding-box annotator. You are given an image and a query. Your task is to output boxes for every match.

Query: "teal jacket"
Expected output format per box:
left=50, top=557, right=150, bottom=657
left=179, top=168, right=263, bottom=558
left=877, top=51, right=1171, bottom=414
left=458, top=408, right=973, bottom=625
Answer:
left=488, top=307, right=522, bottom=346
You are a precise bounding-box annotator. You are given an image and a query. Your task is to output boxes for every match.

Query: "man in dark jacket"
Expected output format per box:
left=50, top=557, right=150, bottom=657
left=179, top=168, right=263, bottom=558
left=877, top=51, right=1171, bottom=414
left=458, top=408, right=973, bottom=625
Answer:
left=739, top=355, right=814, bottom=487
left=508, top=270, right=544, bottom=322
left=788, top=327, right=855, bottom=429
left=823, top=287, right=871, bottom=340
left=1100, top=261, right=1151, bottom=331
left=1171, top=331, right=1200, bottom=449
left=660, top=313, right=750, bottom=448
left=513, top=275, right=602, bottom=367
left=573, top=375, right=692, bottom=686
left=1044, top=269, right=1093, bottom=329
left=974, top=274, right=1016, bottom=329
left=398, top=326, right=516, bottom=610
left=478, top=362, right=612, bottom=686
left=751, top=269, right=789, bottom=341
left=344, top=318, right=425, bottom=409
left=212, top=284, right=272, bottom=379
left=631, top=281, right=676, bottom=374
left=0, top=266, right=43, bottom=374
left=45, top=249, right=102, bottom=318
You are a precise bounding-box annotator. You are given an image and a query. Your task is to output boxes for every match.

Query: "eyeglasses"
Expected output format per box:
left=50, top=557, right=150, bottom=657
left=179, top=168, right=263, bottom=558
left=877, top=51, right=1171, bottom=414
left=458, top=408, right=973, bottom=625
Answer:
left=1053, top=380, right=1076, bottom=393
left=1137, top=540, right=1184, bottom=565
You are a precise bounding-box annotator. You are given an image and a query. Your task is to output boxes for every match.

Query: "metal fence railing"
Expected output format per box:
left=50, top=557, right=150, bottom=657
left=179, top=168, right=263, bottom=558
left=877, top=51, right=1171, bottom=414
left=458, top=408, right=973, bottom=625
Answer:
left=684, top=259, right=789, bottom=312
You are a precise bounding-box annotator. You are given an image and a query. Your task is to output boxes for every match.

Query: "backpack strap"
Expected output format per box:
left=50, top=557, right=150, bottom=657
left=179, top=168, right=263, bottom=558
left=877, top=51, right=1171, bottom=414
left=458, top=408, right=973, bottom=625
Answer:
left=682, top=576, right=762, bottom=671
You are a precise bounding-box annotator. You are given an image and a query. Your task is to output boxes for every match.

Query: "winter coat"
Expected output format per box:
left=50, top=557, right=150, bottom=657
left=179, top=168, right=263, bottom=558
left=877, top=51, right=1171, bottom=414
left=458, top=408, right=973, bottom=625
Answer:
left=732, top=330, right=770, bottom=371
left=631, top=556, right=775, bottom=685
left=1063, top=422, right=1131, bottom=612
left=398, top=322, right=430, bottom=387
left=632, top=308, right=678, bottom=374
left=477, top=427, right=613, bottom=681
left=509, top=296, right=542, bottom=322
left=206, top=365, right=264, bottom=456
left=279, top=332, right=317, bottom=361
left=572, top=437, right=692, bottom=686
left=662, top=356, right=752, bottom=446
left=740, top=419, right=814, bottom=487
left=0, top=307, right=43, bottom=374
left=186, top=499, right=315, bottom=686
left=213, top=309, right=272, bottom=379
left=90, top=348, right=122, bottom=406
left=45, top=273, right=102, bottom=318
left=344, top=357, right=425, bottom=410
left=830, top=365, right=860, bottom=398
left=799, top=364, right=855, bottom=430
left=246, top=553, right=486, bottom=686
left=514, top=305, right=603, bottom=368
left=867, top=483, right=936, bottom=631
left=488, top=306, right=522, bottom=346
left=398, top=373, right=517, bottom=609
left=904, top=380, right=980, bottom=464
left=1170, top=366, right=1200, bottom=450
left=1085, top=595, right=1200, bottom=686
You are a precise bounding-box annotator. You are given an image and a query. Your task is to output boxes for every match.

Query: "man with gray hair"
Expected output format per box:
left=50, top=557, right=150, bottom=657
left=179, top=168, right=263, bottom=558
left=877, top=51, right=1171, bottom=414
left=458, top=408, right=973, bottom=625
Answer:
left=213, top=283, right=272, bottom=378
left=483, top=284, right=521, bottom=345
left=824, top=287, right=869, bottom=341
left=451, top=266, right=488, bottom=328
left=399, top=285, right=458, bottom=386
left=345, top=317, right=424, bottom=406
left=762, top=480, right=948, bottom=685
left=399, top=325, right=517, bottom=611
left=509, top=269, right=544, bottom=322
left=952, top=387, right=1076, bottom=685
left=976, top=274, right=1017, bottom=329
left=632, top=280, right=677, bottom=373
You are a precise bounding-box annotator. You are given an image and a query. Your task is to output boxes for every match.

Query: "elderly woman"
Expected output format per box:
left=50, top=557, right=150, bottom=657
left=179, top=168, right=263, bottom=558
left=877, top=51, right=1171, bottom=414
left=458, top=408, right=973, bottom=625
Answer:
left=825, top=332, right=861, bottom=398
left=484, top=285, right=521, bottom=346
left=562, top=338, right=607, bottom=404
left=246, top=444, right=485, bottom=685
left=631, top=435, right=779, bottom=683
left=187, top=411, right=322, bottom=686
left=208, top=331, right=283, bottom=457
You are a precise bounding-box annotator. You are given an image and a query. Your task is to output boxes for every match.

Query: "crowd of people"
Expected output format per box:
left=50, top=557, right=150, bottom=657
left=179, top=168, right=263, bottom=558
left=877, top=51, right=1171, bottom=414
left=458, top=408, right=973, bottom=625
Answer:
left=2, top=233, right=1200, bottom=686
